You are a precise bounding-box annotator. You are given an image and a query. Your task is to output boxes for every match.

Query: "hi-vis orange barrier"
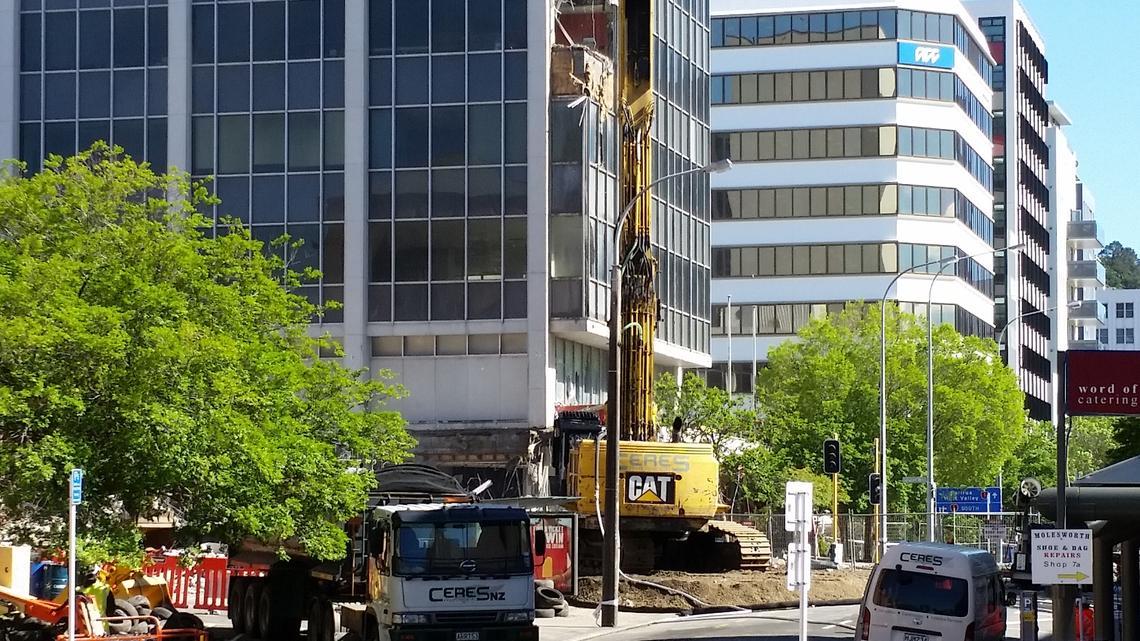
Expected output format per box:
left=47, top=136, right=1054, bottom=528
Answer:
left=143, top=555, right=263, bottom=611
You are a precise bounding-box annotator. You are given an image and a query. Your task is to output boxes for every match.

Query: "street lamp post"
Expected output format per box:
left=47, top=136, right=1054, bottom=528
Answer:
left=996, top=301, right=1079, bottom=349
left=922, top=244, right=1023, bottom=542
left=601, top=158, right=732, bottom=627
left=879, top=254, right=959, bottom=554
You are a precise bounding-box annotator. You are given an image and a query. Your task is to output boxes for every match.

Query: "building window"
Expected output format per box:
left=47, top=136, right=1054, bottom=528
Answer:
left=1117, top=328, right=1136, bottom=345
left=1116, top=302, right=1134, bottom=319
left=711, top=9, right=992, bottom=84
left=1099, top=328, right=1109, bottom=344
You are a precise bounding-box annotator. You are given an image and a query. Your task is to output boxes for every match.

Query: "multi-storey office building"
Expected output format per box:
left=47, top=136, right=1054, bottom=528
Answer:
left=1046, top=102, right=1105, bottom=421
left=968, top=0, right=1053, bottom=420
left=1099, top=289, right=1140, bottom=351
left=1, top=0, right=713, bottom=493
left=707, top=0, right=997, bottom=392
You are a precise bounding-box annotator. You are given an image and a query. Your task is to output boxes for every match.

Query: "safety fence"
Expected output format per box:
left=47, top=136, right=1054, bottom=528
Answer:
left=722, top=511, right=1038, bottom=563
left=142, top=555, right=263, bottom=611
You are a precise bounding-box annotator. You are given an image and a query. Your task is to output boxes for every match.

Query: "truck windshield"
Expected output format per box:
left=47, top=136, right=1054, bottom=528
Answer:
left=872, top=568, right=969, bottom=617
left=394, top=521, right=531, bottom=576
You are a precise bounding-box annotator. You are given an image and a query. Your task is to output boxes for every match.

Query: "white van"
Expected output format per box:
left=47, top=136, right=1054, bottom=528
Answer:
left=855, top=543, right=1007, bottom=641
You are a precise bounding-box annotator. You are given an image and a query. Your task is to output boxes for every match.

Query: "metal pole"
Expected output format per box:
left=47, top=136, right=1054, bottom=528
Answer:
left=752, top=307, right=758, bottom=410
left=1053, top=350, right=1074, bottom=641
left=925, top=263, right=954, bottom=543
left=67, top=497, right=76, bottom=641
left=726, top=295, right=733, bottom=395
left=879, top=295, right=888, bottom=556
left=872, top=437, right=880, bottom=563
left=601, top=263, right=622, bottom=627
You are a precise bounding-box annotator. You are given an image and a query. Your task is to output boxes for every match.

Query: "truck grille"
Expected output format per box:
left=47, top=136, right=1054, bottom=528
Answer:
left=433, top=612, right=500, bottom=625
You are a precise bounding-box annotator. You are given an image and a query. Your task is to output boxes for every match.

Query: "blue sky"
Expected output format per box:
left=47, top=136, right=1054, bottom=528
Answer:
left=1020, top=0, right=1140, bottom=252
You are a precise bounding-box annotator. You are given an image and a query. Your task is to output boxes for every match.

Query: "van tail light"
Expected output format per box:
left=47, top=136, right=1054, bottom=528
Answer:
left=859, top=607, right=871, bottom=641
left=964, top=622, right=975, bottom=641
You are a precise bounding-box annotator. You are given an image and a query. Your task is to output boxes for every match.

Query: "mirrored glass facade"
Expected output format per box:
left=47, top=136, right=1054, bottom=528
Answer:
left=189, top=0, right=345, bottom=320
left=19, top=0, right=168, bottom=172
left=366, top=0, right=528, bottom=323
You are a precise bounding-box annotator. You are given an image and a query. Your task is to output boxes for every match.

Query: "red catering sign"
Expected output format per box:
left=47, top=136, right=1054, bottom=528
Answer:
left=1065, top=350, right=1140, bottom=416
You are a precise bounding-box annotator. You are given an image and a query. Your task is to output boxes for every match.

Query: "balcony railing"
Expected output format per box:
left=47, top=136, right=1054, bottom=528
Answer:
left=1068, top=300, right=1106, bottom=324
left=1068, top=338, right=1100, bottom=351
left=1068, top=259, right=1106, bottom=285
left=1067, top=219, right=1103, bottom=248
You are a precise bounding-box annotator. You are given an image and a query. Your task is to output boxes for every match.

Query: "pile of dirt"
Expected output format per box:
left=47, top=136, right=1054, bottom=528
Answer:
left=574, top=568, right=870, bottom=611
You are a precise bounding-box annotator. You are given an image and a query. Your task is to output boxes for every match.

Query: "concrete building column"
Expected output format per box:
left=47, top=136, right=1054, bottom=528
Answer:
left=340, top=0, right=369, bottom=372
left=166, top=0, right=192, bottom=173
left=0, top=1, right=20, bottom=161
left=1123, top=540, right=1139, bottom=641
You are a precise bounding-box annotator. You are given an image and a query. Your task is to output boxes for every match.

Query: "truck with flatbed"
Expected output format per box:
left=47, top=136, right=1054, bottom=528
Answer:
left=226, top=464, right=543, bottom=641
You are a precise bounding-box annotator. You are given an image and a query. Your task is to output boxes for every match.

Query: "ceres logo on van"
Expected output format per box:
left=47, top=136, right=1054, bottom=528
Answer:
left=899, top=552, right=944, bottom=567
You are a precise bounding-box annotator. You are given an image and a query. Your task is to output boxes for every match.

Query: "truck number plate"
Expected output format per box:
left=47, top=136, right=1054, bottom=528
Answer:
left=903, top=633, right=929, bottom=641
left=456, top=633, right=480, bottom=641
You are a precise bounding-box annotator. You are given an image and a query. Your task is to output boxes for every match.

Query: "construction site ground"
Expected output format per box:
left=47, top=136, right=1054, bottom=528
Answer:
left=573, top=567, right=871, bottom=611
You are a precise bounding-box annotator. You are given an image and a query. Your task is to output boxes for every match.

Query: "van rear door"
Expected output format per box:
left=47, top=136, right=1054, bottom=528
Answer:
left=868, top=567, right=970, bottom=641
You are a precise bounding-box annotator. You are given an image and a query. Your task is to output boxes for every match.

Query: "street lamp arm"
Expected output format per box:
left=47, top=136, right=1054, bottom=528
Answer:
left=997, top=301, right=1081, bottom=348
left=612, top=160, right=732, bottom=251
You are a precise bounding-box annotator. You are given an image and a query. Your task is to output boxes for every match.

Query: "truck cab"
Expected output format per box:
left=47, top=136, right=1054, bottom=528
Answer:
left=349, top=504, right=539, bottom=641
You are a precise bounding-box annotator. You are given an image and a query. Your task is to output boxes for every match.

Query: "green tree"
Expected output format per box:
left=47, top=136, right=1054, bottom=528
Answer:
left=999, top=420, right=1056, bottom=501
left=1099, top=241, right=1140, bottom=289
left=1108, top=417, right=1140, bottom=464
left=653, top=371, right=756, bottom=460
left=1067, top=416, right=1118, bottom=478
left=0, top=146, right=414, bottom=563
left=721, top=446, right=787, bottom=511
left=756, top=303, right=1025, bottom=512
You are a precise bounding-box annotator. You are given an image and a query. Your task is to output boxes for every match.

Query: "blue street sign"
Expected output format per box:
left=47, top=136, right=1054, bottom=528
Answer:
left=897, top=41, right=956, bottom=70
left=935, top=486, right=1001, bottom=513
left=70, top=468, right=83, bottom=505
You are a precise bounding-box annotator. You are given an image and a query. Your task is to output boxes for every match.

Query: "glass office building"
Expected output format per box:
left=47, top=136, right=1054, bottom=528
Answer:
left=1, top=0, right=712, bottom=493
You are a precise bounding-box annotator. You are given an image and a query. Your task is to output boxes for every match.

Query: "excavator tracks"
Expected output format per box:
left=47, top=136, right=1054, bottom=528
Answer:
left=702, top=519, right=772, bottom=571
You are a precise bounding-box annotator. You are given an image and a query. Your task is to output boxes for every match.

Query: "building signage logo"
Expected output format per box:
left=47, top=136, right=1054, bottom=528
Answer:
left=625, top=472, right=675, bottom=504
left=897, top=41, right=955, bottom=69
left=1065, top=350, right=1140, bottom=416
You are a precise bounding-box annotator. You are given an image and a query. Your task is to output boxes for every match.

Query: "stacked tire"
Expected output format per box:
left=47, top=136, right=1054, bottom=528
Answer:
left=105, top=596, right=200, bottom=636
left=533, top=580, right=570, bottom=618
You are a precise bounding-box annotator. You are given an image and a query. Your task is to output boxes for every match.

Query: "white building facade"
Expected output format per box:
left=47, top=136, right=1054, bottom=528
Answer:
left=708, top=0, right=997, bottom=392
left=1099, top=289, right=1140, bottom=351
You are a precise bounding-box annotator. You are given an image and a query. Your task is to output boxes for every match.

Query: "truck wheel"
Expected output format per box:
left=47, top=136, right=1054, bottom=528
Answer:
left=319, top=600, right=335, bottom=641
left=229, top=578, right=246, bottom=633
left=259, top=584, right=301, bottom=641
left=244, top=581, right=263, bottom=637
left=307, top=599, right=323, bottom=641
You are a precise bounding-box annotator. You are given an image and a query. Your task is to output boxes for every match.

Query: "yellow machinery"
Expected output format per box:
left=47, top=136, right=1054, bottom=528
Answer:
left=553, top=0, right=770, bottom=575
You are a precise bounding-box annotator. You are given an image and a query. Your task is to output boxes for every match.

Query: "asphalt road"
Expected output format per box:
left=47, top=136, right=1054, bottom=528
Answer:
left=558, top=599, right=1055, bottom=641
left=195, top=594, right=1054, bottom=641
left=566, top=605, right=860, bottom=641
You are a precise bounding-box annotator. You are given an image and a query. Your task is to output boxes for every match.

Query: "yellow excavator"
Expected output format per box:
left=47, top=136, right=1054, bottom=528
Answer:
left=551, top=0, right=770, bottom=575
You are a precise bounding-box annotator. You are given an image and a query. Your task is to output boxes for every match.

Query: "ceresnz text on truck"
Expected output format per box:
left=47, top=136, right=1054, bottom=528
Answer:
left=225, top=464, right=540, bottom=641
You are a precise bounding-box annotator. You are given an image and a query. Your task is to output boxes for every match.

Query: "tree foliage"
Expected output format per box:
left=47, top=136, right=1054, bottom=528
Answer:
left=756, top=303, right=1025, bottom=512
left=1109, top=417, right=1140, bottom=464
left=653, top=371, right=756, bottom=461
left=0, top=146, right=414, bottom=563
left=1099, top=241, right=1140, bottom=289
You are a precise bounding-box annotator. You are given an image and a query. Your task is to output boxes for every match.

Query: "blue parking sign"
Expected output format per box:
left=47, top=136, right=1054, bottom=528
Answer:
left=70, top=468, right=83, bottom=505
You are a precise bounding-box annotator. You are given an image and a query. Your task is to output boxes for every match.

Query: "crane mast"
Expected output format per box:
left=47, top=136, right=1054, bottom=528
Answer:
left=617, top=0, right=657, bottom=442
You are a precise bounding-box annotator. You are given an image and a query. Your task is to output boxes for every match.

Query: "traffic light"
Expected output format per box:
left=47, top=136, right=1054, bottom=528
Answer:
left=869, top=473, right=882, bottom=506
left=823, top=439, right=841, bottom=474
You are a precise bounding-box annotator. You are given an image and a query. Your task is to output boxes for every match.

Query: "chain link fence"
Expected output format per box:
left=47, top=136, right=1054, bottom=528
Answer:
left=722, top=511, right=1039, bottom=563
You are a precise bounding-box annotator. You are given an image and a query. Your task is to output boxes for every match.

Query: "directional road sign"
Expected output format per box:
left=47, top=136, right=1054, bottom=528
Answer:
left=1031, top=529, right=1092, bottom=585
left=935, top=486, right=1001, bottom=513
